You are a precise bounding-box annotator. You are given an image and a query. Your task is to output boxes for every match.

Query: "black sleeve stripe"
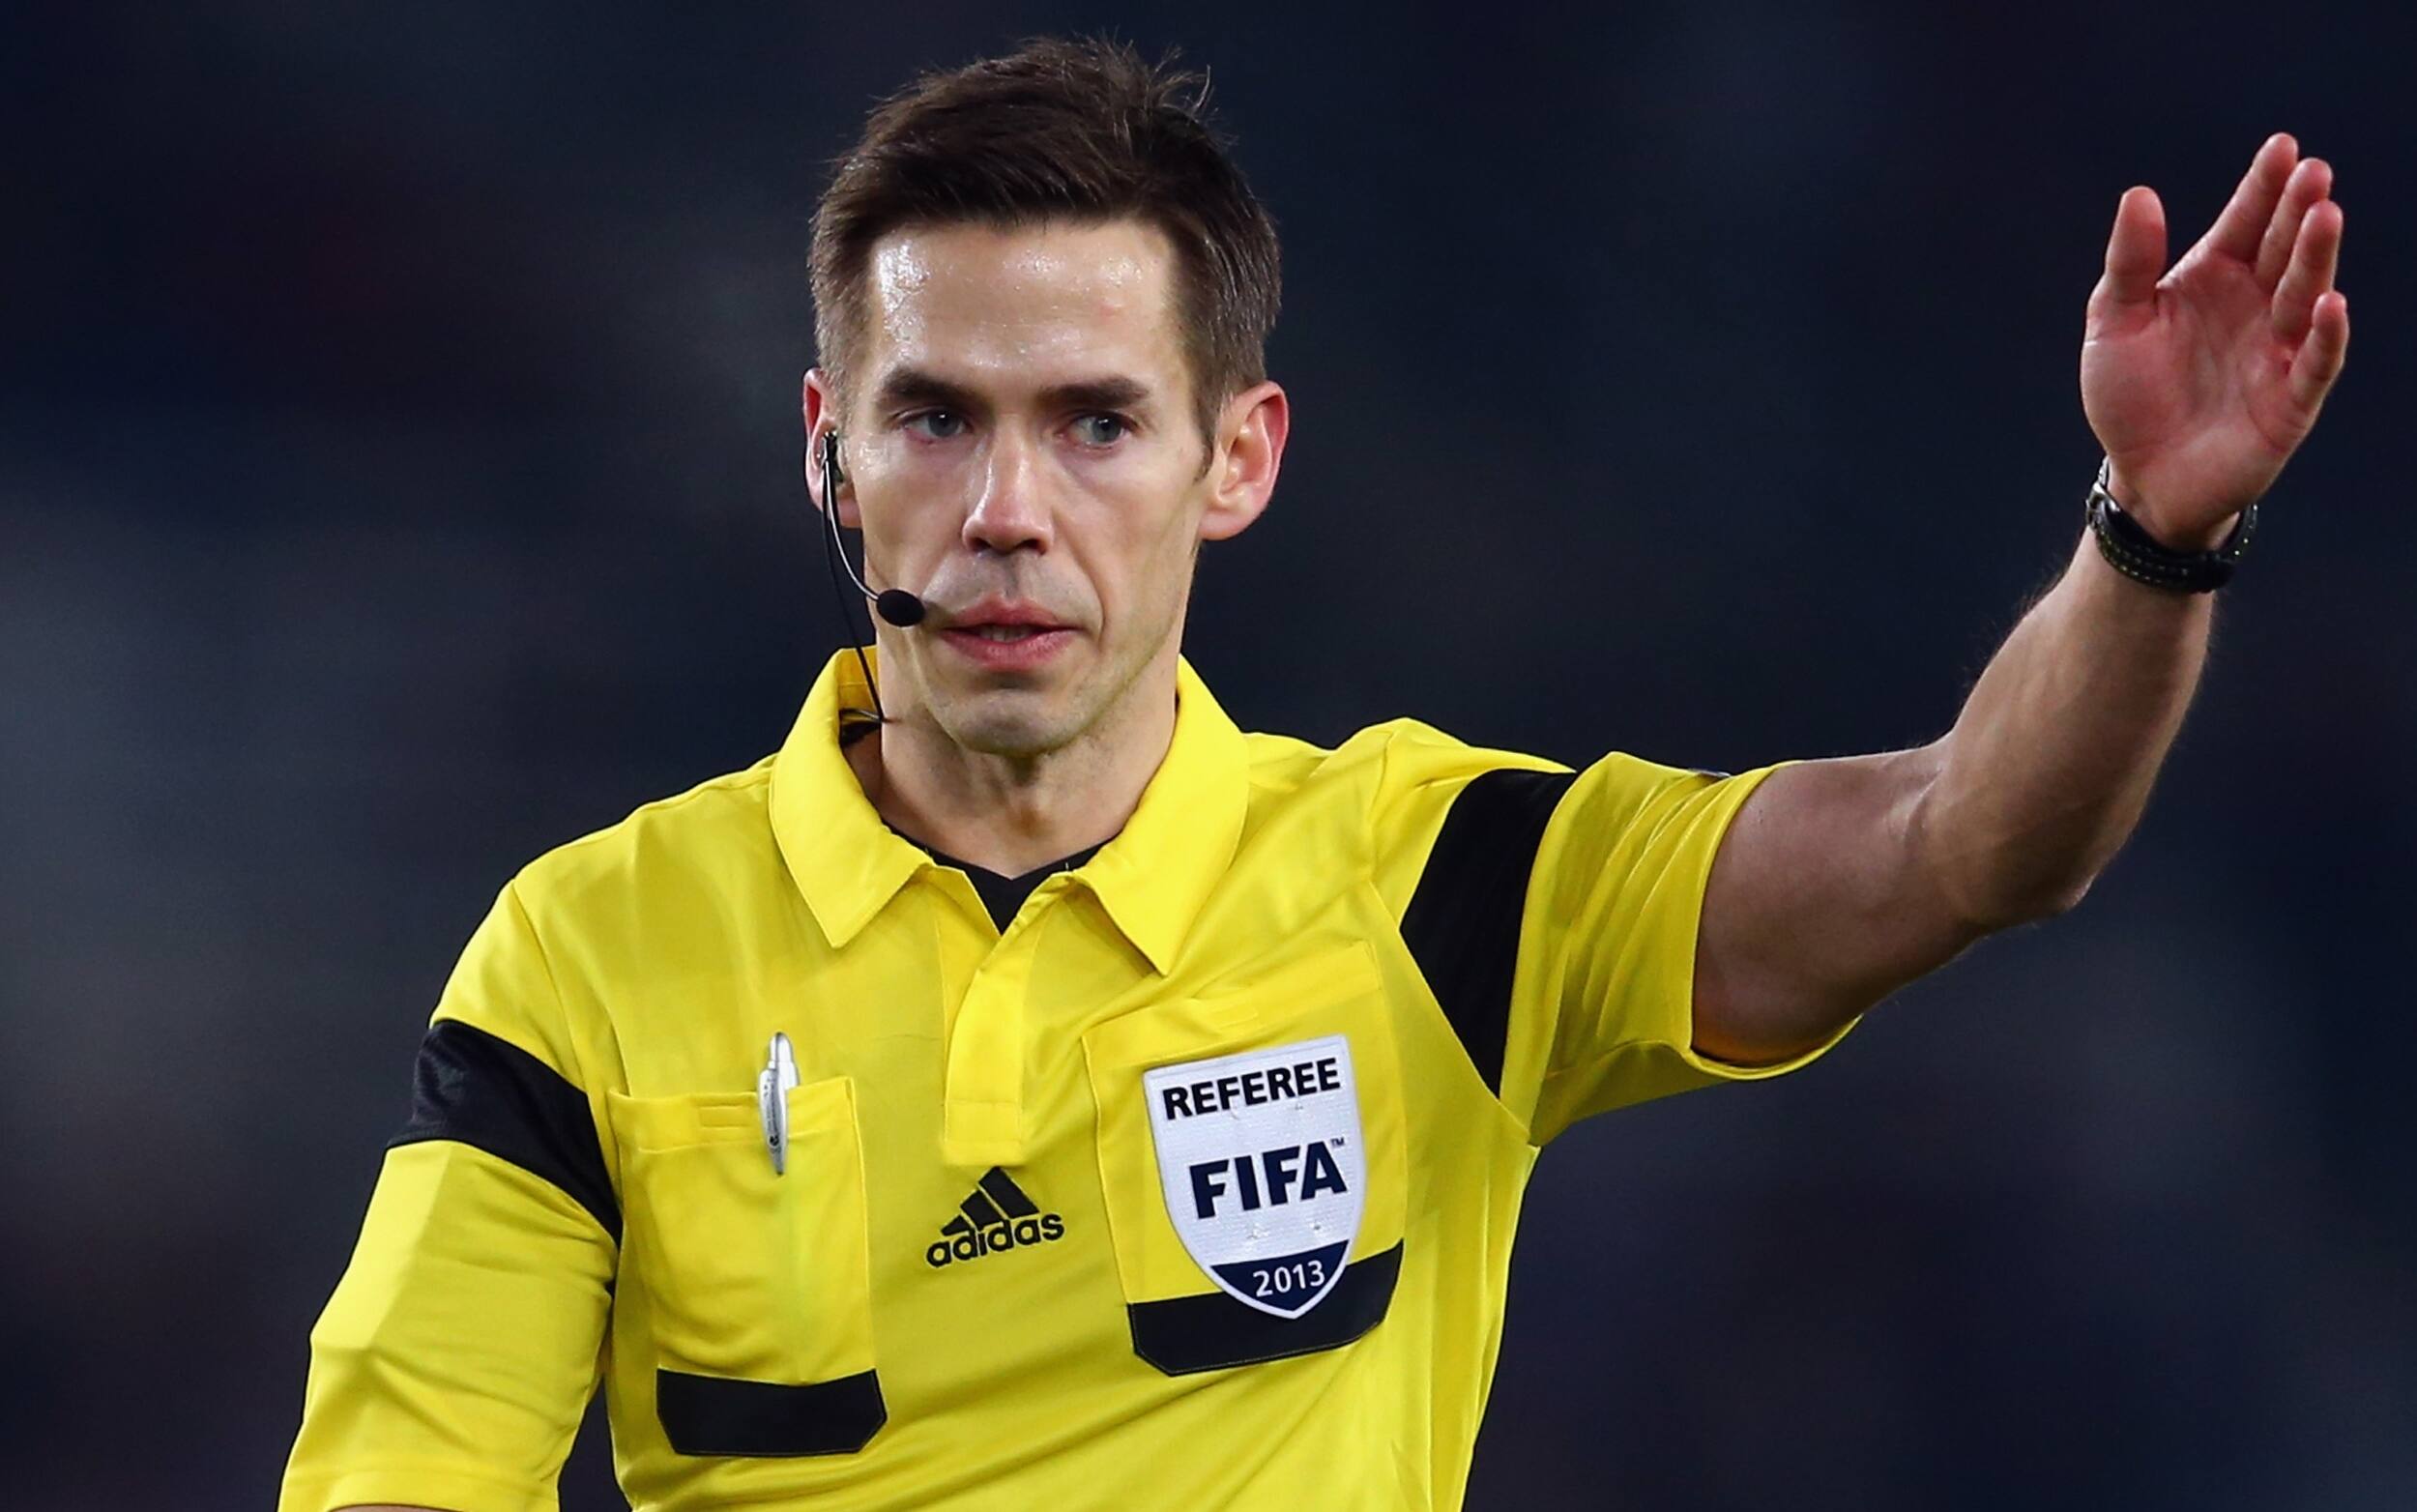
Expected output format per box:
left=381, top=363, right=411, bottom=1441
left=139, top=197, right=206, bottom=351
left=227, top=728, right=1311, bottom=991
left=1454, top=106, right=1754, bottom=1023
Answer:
left=388, top=1019, right=622, bottom=1240
left=1398, top=768, right=1577, bottom=1097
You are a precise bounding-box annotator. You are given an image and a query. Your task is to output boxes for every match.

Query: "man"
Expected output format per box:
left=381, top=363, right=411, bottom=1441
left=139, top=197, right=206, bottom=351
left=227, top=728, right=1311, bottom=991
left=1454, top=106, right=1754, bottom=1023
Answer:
left=280, top=36, right=2349, bottom=1512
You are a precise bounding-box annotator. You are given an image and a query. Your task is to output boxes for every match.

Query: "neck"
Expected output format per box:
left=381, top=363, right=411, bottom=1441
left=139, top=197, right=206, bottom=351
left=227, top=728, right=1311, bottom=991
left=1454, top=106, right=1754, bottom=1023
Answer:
left=844, top=650, right=1180, bottom=877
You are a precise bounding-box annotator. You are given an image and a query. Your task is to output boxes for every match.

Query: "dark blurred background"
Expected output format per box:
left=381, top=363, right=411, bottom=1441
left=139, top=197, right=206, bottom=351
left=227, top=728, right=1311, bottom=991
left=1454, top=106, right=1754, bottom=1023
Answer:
left=6, top=2, right=2411, bottom=1507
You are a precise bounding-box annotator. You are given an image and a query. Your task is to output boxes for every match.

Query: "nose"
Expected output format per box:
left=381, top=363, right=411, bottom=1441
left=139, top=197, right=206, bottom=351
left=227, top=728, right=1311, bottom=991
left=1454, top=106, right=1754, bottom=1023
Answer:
left=962, top=433, right=1053, bottom=557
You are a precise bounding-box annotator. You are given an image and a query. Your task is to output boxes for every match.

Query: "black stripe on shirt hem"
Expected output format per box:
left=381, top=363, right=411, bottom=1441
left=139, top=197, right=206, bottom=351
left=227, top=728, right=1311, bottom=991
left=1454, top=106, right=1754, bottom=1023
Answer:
left=1398, top=768, right=1576, bottom=1096
left=1126, top=1242, right=1403, bottom=1376
left=388, top=1018, right=621, bottom=1239
left=656, top=1368, right=888, bottom=1457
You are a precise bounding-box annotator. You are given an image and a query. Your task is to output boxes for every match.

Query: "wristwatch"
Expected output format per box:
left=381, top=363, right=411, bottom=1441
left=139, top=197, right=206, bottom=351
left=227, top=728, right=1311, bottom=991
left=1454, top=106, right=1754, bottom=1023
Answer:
left=2084, top=457, right=2257, bottom=594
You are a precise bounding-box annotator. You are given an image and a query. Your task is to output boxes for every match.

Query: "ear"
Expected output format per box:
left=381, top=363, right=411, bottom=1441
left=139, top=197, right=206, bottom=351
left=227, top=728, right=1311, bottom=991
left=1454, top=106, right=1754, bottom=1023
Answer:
left=1198, top=381, right=1289, bottom=543
left=801, top=368, right=860, bottom=529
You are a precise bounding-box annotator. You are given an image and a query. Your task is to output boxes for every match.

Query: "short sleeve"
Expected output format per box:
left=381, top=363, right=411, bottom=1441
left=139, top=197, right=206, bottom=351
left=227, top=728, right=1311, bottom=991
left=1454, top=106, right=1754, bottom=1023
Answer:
left=1383, top=731, right=1854, bottom=1147
left=278, top=882, right=618, bottom=1512
left=1500, top=754, right=1850, bottom=1144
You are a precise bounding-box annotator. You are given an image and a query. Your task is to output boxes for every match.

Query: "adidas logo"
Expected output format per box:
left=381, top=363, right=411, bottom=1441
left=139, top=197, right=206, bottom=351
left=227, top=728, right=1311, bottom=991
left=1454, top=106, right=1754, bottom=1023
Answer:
left=924, top=1167, right=1066, bottom=1268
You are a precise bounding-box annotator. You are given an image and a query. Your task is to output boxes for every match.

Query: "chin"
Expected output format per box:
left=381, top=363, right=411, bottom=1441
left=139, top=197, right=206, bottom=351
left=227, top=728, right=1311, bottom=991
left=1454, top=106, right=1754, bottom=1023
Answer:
left=936, top=691, right=1090, bottom=761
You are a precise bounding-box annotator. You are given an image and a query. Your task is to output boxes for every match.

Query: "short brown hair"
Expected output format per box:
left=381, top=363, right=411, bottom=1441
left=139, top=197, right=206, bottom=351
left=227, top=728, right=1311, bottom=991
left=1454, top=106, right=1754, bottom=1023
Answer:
left=810, top=37, right=1281, bottom=448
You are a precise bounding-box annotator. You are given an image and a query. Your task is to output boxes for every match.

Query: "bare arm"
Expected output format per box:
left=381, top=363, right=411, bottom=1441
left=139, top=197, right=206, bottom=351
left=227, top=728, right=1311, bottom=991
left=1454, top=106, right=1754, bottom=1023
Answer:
left=1691, top=529, right=2211, bottom=1061
left=1692, top=133, right=2350, bottom=1063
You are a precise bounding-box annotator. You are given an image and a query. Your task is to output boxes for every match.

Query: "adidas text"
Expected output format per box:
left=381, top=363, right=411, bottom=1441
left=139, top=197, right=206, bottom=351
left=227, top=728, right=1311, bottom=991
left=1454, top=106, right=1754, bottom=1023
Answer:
left=926, top=1211, right=1066, bottom=1267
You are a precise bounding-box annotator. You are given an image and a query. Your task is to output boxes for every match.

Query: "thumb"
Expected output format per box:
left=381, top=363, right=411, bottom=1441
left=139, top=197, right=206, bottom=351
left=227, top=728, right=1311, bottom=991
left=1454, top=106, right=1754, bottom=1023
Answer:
left=2091, top=186, right=2167, bottom=316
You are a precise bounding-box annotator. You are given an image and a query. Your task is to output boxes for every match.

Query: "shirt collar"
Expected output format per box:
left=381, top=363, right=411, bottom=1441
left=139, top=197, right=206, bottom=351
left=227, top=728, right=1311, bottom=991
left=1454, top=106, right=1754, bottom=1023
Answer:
left=1078, top=656, right=1249, bottom=974
left=770, top=649, right=1249, bottom=972
left=769, top=650, right=931, bottom=952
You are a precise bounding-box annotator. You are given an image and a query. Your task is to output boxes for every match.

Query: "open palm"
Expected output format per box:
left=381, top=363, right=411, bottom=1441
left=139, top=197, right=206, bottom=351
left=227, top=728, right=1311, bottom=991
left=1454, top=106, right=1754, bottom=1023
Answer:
left=2081, top=133, right=2349, bottom=549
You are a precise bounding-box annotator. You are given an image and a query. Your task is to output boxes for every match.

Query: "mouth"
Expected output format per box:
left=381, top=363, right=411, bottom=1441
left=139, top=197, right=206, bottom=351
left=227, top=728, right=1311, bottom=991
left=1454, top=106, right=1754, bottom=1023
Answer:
left=957, top=625, right=1058, bottom=643
left=938, top=602, right=1077, bottom=670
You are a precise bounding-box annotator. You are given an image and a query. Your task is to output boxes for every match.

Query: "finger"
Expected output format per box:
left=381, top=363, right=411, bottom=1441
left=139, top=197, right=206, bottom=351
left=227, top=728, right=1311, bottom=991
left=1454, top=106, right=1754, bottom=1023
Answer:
left=2202, top=132, right=2298, bottom=265
left=2272, top=198, right=2344, bottom=345
left=2254, top=157, right=2332, bottom=292
left=2286, top=291, right=2349, bottom=413
left=2092, top=186, right=2167, bottom=313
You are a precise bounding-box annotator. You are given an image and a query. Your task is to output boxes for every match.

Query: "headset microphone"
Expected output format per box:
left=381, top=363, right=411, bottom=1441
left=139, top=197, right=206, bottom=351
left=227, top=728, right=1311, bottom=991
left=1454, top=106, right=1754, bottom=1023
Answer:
left=818, top=431, right=928, bottom=627
left=873, top=590, right=926, bottom=627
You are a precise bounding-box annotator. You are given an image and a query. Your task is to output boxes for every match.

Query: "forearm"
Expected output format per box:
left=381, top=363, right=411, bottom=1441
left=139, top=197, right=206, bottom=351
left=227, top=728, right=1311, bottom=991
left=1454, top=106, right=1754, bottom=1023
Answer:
left=1916, top=525, right=2215, bottom=927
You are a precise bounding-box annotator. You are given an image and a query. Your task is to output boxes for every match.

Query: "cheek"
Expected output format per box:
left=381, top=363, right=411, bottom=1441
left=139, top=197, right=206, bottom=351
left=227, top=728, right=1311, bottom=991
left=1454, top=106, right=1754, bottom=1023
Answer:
left=1092, top=497, right=1198, bottom=602
left=859, top=469, right=964, bottom=558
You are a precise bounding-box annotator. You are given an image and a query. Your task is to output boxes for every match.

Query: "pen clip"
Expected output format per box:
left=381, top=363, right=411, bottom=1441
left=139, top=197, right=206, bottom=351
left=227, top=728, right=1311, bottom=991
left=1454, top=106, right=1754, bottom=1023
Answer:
left=760, top=1032, right=799, bottom=1176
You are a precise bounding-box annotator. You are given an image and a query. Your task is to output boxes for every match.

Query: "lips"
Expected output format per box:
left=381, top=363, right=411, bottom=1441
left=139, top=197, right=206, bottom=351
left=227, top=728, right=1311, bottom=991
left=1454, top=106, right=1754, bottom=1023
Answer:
left=948, top=598, right=1065, bottom=630
left=938, top=600, right=1076, bottom=670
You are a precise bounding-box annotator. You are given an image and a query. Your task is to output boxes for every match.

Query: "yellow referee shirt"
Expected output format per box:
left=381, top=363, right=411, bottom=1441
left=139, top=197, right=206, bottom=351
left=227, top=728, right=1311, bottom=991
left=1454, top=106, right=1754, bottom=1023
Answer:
left=281, top=650, right=1849, bottom=1512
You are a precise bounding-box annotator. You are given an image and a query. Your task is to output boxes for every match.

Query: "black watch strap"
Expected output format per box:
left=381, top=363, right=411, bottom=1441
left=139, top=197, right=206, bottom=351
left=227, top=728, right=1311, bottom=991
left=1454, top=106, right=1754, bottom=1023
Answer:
left=2084, top=457, right=2257, bottom=594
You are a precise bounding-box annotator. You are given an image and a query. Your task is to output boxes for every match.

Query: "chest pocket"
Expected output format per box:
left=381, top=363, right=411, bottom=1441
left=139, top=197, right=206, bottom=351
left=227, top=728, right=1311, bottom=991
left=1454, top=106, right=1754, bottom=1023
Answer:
left=1082, top=943, right=1409, bottom=1376
left=607, top=1077, right=887, bottom=1456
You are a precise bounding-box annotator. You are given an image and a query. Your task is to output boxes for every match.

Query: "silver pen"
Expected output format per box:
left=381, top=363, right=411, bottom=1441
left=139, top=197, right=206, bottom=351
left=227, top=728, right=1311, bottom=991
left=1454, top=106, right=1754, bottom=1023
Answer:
left=758, top=1031, right=800, bottom=1175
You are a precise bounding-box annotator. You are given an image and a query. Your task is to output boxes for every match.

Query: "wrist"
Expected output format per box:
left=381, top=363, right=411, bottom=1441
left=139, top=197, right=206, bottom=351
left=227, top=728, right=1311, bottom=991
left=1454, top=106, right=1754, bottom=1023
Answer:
left=2101, top=462, right=2243, bottom=552
left=2084, top=457, right=2257, bottom=595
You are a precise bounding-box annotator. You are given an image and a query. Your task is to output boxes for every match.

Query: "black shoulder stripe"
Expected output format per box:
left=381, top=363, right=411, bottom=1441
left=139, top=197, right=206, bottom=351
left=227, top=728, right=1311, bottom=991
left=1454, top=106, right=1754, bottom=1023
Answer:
left=389, top=1019, right=621, bottom=1240
left=1398, top=768, right=1577, bottom=1096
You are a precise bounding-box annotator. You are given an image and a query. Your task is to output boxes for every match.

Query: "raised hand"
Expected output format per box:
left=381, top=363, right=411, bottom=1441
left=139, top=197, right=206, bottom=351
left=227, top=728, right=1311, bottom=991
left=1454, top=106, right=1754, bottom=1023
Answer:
left=2080, top=133, right=2350, bottom=550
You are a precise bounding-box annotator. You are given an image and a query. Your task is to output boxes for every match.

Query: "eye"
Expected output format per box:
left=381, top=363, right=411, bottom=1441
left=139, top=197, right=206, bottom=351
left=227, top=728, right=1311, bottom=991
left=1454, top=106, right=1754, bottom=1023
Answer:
left=1071, top=413, right=1130, bottom=447
left=905, top=410, right=968, bottom=440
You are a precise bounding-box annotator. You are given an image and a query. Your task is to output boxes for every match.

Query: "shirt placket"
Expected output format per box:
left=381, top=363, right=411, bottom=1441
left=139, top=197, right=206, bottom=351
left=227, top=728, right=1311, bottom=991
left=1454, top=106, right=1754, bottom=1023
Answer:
left=939, top=875, right=1073, bottom=1169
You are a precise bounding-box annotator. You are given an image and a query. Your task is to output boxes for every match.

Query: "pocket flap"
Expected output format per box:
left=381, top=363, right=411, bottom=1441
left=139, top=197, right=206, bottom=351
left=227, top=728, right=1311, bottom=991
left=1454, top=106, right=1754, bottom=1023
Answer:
left=609, top=1079, right=858, bottom=1153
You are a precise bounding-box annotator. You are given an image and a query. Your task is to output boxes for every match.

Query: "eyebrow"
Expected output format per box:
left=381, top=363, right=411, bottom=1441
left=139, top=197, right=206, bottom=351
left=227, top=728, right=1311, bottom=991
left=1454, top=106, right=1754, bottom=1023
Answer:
left=869, top=365, right=1155, bottom=417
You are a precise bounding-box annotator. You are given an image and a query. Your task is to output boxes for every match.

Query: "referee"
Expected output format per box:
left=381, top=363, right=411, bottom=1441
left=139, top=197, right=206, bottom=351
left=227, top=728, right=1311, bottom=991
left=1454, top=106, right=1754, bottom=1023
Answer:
left=280, top=36, right=2350, bottom=1512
